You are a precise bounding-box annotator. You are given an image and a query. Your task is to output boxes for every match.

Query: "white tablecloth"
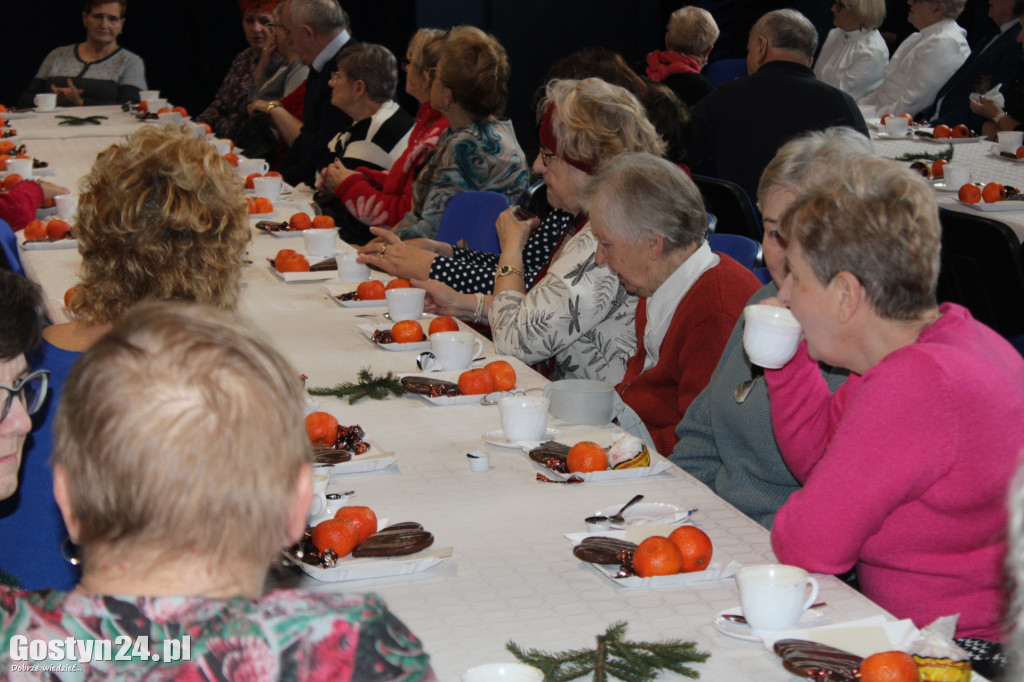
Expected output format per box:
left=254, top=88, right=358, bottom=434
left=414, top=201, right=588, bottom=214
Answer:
left=17, top=123, right=925, bottom=681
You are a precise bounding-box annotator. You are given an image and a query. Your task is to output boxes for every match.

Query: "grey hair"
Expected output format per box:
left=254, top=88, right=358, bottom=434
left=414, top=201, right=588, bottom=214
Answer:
left=935, top=0, right=967, bottom=19
left=287, top=0, right=349, bottom=35
left=753, top=9, right=818, bottom=62
left=337, top=43, right=398, bottom=102
left=580, top=152, right=706, bottom=252
left=666, top=7, right=720, bottom=55
left=1009, top=458, right=1024, bottom=680
left=757, top=127, right=875, bottom=206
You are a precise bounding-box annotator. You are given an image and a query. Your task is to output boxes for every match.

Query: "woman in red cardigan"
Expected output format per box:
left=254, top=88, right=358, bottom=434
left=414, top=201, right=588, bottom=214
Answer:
left=323, top=29, right=449, bottom=244
left=581, top=153, right=760, bottom=454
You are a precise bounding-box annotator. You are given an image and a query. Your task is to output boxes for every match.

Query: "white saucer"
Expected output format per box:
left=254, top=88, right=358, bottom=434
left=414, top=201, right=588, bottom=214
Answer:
left=712, top=606, right=827, bottom=642
left=482, top=428, right=560, bottom=449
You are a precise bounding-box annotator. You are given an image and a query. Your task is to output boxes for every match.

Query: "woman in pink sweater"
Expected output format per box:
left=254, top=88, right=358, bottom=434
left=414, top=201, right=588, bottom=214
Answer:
left=764, top=154, right=1024, bottom=661
left=324, top=29, right=448, bottom=244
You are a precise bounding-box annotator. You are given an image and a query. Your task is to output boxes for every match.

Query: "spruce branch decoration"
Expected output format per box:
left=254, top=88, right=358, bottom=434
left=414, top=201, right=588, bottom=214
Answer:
left=507, top=621, right=710, bottom=681
left=307, top=368, right=404, bottom=404
left=892, top=143, right=954, bottom=162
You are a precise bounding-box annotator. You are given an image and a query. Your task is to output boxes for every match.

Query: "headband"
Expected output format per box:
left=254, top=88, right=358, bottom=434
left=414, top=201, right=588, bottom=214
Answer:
left=538, top=104, right=594, bottom=175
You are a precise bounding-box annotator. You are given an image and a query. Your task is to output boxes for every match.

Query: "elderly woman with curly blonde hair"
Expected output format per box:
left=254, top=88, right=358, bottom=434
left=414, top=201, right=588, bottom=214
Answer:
left=415, top=77, right=665, bottom=384
left=0, top=124, right=250, bottom=592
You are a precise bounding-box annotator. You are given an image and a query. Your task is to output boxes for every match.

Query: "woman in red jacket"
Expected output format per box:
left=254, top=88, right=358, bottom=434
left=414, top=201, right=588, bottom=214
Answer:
left=322, top=29, right=448, bottom=245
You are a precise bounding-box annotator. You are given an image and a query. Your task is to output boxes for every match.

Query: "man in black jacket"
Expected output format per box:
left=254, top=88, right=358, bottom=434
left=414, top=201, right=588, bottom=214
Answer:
left=686, top=9, right=868, bottom=203
left=276, top=0, right=355, bottom=187
left=918, top=0, right=1024, bottom=130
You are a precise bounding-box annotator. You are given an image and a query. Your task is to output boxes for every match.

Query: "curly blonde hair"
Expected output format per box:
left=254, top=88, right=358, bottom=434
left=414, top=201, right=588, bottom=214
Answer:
left=71, top=125, right=250, bottom=323
left=540, top=78, right=666, bottom=173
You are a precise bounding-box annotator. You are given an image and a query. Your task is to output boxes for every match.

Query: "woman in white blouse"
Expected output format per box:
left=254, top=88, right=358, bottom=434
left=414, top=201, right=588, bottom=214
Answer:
left=858, top=0, right=969, bottom=117
left=814, top=0, right=888, bottom=101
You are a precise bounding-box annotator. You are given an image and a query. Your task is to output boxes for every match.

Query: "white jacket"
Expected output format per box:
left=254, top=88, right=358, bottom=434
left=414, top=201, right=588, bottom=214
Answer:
left=814, top=28, right=889, bottom=101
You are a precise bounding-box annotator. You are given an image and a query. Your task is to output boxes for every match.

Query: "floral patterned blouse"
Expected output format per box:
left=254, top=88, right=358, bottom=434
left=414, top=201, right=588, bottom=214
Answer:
left=196, top=48, right=266, bottom=139
left=0, top=587, right=435, bottom=681
left=489, top=225, right=638, bottom=383
left=393, top=119, right=529, bottom=240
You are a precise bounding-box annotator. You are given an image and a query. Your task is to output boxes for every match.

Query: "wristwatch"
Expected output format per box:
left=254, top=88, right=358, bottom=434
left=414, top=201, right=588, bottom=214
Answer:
left=265, top=101, right=282, bottom=114
left=496, top=265, right=525, bottom=279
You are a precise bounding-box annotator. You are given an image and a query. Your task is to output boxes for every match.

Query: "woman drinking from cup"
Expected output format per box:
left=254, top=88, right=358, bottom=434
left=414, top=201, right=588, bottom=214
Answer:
left=413, top=78, right=667, bottom=384
left=765, top=154, right=1024, bottom=655
left=18, top=0, right=146, bottom=108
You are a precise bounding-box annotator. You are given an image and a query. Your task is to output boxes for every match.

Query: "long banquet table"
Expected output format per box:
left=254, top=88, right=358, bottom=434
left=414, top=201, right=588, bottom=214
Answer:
left=14, top=106, right=938, bottom=680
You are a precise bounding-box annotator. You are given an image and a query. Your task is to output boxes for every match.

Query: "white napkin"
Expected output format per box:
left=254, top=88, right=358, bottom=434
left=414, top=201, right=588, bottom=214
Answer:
left=756, top=615, right=919, bottom=658
left=973, top=83, right=1004, bottom=109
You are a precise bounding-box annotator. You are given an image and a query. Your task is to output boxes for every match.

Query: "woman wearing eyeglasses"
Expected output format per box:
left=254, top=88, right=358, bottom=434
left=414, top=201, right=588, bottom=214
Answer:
left=0, top=125, right=250, bottom=592
left=814, top=0, right=889, bottom=101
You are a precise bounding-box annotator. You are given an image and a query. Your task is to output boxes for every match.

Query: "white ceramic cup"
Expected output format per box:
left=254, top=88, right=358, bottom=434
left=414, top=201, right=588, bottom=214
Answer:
left=462, top=663, right=543, bottom=682
left=303, top=228, right=336, bottom=259
left=54, top=194, right=78, bottom=222
left=735, top=564, right=820, bottom=633
left=467, top=450, right=490, bottom=473
left=429, top=331, right=483, bottom=370
left=944, top=164, right=972, bottom=189
left=5, top=158, right=33, bottom=179
left=883, top=116, right=909, bottom=137
left=499, top=395, right=550, bottom=442
left=308, top=472, right=330, bottom=520
left=139, top=90, right=160, bottom=102
left=544, top=379, right=616, bottom=425
left=385, top=288, right=425, bottom=321
left=34, top=93, right=57, bottom=111
left=998, top=130, right=1024, bottom=153
left=212, top=138, right=232, bottom=155
left=237, top=158, right=270, bottom=177
left=742, top=305, right=802, bottom=369
left=147, top=98, right=168, bottom=112
left=253, top=176, right=283, bottom=202
left=336, top=252, right=371, bottom=282
left=187, top=121, right=207, bottom=138
left=157, top=112, right=184, bottom=126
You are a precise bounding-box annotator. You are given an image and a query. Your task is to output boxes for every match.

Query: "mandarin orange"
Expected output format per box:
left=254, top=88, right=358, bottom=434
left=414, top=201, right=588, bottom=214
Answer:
left=932, top=124, right=952, bottom=139
left=46, top=219, right=71, bottom=240
left=484, top=360, right=516, bottom=391
left=859, top=651, right=920, bottom=682
left=930, top=159, right=947, bottom=178
left=23, top=220, right=46, bottom=240
left=252, top=197, right=274, bottom=214
left=391, top=319, right=424, bottom=343
left=982, top=181, right=1006, bottom=203
left=457, top=368, right=495, bottom=395
left=957, top=184, right=981, bottom=203
left=385, top=278, right=412, bottom=290
left=312, top=215, right=336, bottom=229
left=245, top=172, right=262, bottom=190
left=951, top=124, right=970, bottom=138
left=305, top=411, right=339, bottom=446
left=633, top=536, right=683, bottom=577
left=334, top=506, right=377, bottom=544
left=2, top=174, right=22, bottom=191
left=668, top=526, right=713, bottom=573
left=311, top=518, right=359, bottom=556
left=277, top=253, right=310, bottom=272
left=428, top=316, right=459, bottom=335
left=566, top=441, right=608, bottom=473
left=289, top=212, right=312, bottom=231
left=356, top=280, right=386, bottom=300
left=224, top=153, right=239, bottom=167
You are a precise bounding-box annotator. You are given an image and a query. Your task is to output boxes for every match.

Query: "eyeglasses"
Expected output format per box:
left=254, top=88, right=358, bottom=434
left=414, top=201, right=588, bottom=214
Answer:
left=538, top=149, right=558, bottom=167
left=0, top=370, right=49, bottom=423
left=427, top=67, right=439, bottom=82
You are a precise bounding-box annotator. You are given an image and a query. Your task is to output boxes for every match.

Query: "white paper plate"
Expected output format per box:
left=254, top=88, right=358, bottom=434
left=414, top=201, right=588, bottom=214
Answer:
left=535, top=453, right=674, bottom=482
left=931, top=180, right=960, bottom=192
left=356, top=323, right=431, bottom=351
left=989, top=148, right=1024, bottom=163
left=18, top=235, right=77, bottom=251
left=595, top=502, right=695, bottom=527
left=482, top=428, right=561, bottom=448
left=566, top=531, right=740, bottom=588
left=918, top=134, right=981, bottom=144
left=267, top=263, right=336, bottom=282
left=870, top=130, right=912, bottom=140
left=323, top=454, right=397, bottom=476
left=0, top=112, right=36, bottom=120
left=956, top=199, right=1024, bottom=212
left=399, top=370, right=496, bottom=406
left=293, top=550, right=445, bottom=583
left=323, top=283, right=386, bottom=308
left=712, top=606, right=827, bottom=642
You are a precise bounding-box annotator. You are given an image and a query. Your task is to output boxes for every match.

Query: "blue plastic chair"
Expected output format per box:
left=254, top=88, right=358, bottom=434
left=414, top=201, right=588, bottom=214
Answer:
left=0, top=219, right=24, bottom=276
left=693, top=174, right=763, bottom=240
left=753, top=267, right=773, bottom=286
left=709, top=233, right=760, bottom=271
left=435, top=191, right=510, bottom=254
left=705, top=58, right=748, bottom=87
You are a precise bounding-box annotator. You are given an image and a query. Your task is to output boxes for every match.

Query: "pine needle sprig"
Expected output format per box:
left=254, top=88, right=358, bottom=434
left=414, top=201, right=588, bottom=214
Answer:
left=507, top=621, right=709, bottom=681
left=307, top=368, right=404, bottom=404
left=892, top=143, right=954, bottom=162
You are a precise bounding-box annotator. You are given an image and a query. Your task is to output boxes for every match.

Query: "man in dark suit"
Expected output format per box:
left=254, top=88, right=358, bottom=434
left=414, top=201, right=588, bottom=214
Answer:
left=918, top=0, right=1024, bottom=129
left=276, top=0, right=355, bottom=187
left=686, top=9, right=868, bottom=202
